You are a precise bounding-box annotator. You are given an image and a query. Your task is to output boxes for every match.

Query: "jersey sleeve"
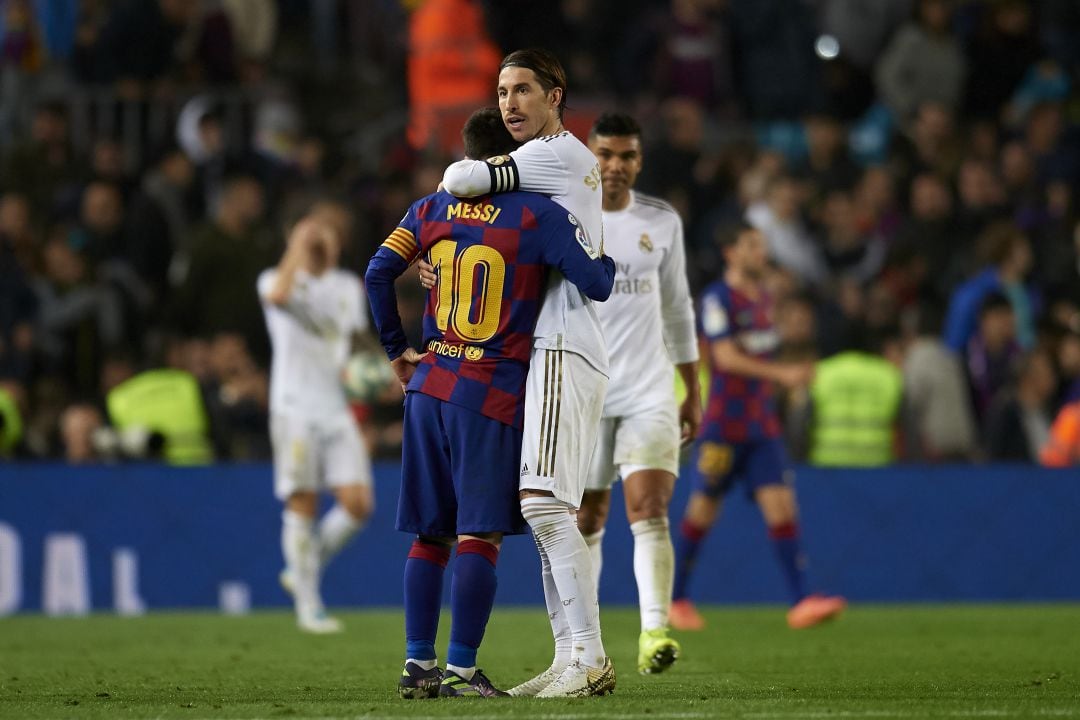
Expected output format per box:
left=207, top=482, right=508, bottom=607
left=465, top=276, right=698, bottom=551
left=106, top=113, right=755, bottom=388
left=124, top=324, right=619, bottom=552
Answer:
left=538, top=206, right=615, bottom=301
left=257, top=267, right=336, bottom=335
left=657, top=214, right=699, bottom=365
left=364, top=205, right=423, bottom=359
left=699, top=286, right=734, bottom=343
left=347, top=273, right=369, bottom=335
left=441, top=140, right=569, bottom=198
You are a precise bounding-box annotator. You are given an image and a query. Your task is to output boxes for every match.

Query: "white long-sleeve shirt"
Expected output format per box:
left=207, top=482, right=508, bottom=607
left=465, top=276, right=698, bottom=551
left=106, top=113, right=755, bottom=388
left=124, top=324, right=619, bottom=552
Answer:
left=443, top=130, right=610, bottom=373
left=596, top=192, right=698, bottom=416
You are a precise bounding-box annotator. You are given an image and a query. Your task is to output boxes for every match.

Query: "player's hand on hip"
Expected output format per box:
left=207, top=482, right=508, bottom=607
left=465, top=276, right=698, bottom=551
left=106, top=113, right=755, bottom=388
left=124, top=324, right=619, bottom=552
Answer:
left=416, top=258, right=437, bottom=290
left=778, top=362, right=815, bottom=389
left=679, top=395, right=702, bottom=446
left=390, top=348, right=428, bottom=391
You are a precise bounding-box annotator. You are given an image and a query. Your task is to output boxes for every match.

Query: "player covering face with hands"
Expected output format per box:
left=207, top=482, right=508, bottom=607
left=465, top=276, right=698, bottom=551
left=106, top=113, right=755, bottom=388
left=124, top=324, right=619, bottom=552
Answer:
left=258, top=210, right=374, bottom=635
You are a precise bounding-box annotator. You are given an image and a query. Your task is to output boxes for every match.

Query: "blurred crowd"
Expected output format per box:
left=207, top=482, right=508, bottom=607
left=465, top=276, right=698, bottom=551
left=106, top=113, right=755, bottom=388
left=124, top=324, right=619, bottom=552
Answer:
left=2, top=0, right=1080, bottom=467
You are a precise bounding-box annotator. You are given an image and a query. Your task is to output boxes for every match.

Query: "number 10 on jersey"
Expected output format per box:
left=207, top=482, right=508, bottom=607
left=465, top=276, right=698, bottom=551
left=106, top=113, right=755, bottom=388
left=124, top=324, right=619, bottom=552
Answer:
left=428, top=240, right=506, bottom=343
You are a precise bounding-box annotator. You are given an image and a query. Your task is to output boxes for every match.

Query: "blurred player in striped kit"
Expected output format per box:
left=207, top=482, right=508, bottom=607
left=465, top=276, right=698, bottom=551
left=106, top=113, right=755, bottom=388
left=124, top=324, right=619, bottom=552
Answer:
left=670, top=223, right=846, bottom=631
left=437, top=48, right=616, bottom=697
left=368, top=107, right=615, bottom=698
left=573, top=113, right=701, bottom=674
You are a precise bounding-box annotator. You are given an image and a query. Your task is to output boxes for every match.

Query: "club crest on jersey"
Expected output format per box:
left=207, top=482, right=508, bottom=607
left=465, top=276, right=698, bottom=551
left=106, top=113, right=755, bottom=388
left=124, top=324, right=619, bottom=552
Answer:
left=465, top=346, right=485, bottom=361
left=639, top=233, right=653, bottom=253
left=486, top=155, right=510, bottom=166
left=575, top=227, right=598, bottom=259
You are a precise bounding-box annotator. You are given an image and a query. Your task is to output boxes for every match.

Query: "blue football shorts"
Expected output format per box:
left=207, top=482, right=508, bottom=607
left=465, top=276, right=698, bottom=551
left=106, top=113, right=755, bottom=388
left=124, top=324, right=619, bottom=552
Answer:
left=398, top=391, right=527, bottom=537
left=685, top=431, right=791, bottom=500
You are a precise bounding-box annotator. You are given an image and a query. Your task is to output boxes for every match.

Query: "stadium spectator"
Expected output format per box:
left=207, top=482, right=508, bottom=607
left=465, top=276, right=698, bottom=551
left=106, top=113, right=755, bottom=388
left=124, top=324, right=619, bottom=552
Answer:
left=963, top=0, right=1040, bottom=121
left=965, top=293, right=1022, bottom=422
left=805, top=328, right=905, bottom=467
left=875, top=0, right=966, bottom=122
left=169, top=174, right=272, bottom=361
left=984, top=348, right=1057, bottom=462
left=944, top=223, right=1035, bottom=354
left=1040, top=399, right=1080, bottom=467
left=745, top=175, right=827, bottom=287
left=59, top=403, right=104, bottom=464
left=901, top=309, right=977, bottom=462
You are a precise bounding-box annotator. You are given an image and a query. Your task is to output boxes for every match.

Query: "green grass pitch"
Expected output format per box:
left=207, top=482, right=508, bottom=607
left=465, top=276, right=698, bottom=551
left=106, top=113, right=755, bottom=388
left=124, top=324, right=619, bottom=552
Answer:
left=1, top=604, right=1077, bottom=719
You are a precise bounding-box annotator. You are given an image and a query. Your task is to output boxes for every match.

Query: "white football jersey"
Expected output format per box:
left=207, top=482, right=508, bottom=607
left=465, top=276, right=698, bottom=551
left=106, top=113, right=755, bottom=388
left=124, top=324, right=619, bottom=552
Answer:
left=443, top=130, right=609, bottom=373
left=258, top=267, right=366, bottom=417
left=597, top=192, right=698, bottom=417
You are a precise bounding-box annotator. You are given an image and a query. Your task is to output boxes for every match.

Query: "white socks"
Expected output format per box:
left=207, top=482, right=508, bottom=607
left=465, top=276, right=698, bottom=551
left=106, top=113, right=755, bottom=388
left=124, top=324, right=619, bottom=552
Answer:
left=583, top=528, right=605, bottom=589
left=522, top=497, right=606, bottom=669
left=282, top=509, right=321, bottom=614
left=532, top=531, right=573, bottom=669
left=318, top=504, right=365, bottom=566
left=631, top=517, right=674, bottom=631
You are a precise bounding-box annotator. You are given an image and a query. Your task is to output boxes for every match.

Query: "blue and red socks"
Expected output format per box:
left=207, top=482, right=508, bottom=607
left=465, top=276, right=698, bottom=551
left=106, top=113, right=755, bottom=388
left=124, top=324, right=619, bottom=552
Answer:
left=404, top=539, right=451, bottom=662
left=768, top=521, right=808, bottom=605
left=672, top=519, right=708, bottom=601
left=446, top=539, right=499, bottom=678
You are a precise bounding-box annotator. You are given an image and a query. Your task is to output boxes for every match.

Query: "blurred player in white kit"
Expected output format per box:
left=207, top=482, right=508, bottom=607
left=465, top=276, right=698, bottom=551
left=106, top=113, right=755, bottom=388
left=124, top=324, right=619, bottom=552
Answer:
left=258, top=209, right=374, bottom=634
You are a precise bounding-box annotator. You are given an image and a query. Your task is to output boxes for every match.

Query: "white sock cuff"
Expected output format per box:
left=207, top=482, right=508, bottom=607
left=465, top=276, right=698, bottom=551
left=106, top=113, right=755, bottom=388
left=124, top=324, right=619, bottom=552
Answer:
left=283, top=509, right=315, bottom=531
left=520, top=496, right=571, bottom=523
left=630, top=516, right=670, bottom=536
left=324, top=504, right=364, bottom=532
left=583, top=527, right=605, bottom=546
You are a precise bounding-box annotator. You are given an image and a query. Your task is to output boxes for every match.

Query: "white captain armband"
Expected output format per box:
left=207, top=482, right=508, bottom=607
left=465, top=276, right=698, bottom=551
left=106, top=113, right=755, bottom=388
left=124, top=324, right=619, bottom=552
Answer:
left=486, top=155, right=519, bottom=193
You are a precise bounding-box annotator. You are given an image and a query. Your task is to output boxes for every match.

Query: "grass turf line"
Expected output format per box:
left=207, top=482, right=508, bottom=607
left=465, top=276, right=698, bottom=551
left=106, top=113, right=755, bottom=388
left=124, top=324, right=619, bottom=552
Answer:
left=0, top=604, right=1077, bottom=719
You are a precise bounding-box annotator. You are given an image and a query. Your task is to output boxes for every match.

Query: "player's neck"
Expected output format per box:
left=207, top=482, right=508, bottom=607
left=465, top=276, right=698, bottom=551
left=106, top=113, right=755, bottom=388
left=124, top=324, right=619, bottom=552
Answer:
left=603, top=190, right=631, bottom=212
left=725, top=268, right=760, bottom=298
left=534, top=117, right=563, bottom=140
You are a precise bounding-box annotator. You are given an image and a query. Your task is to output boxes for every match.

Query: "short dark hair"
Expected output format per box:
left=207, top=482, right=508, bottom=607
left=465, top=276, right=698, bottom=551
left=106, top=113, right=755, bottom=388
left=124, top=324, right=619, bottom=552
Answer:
left=716, top=221, right=756, bottom=251
left=980, top=222, right=1027, bottom=266
left=462, top=107, right=517, bottom=160
left=979, top=292, right=1013, bottom=318
left=500, top=48, right=568, bottom=118
left=589, top=113, right=642, bottom=140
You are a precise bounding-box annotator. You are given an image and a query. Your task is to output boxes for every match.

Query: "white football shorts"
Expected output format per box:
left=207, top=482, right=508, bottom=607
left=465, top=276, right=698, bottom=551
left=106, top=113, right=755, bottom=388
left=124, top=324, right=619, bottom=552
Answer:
left=270, top=410, right=372, bottom=500
left=585, top=399, right=680, bottom=491
left=519, top=348, right=608, bottom=508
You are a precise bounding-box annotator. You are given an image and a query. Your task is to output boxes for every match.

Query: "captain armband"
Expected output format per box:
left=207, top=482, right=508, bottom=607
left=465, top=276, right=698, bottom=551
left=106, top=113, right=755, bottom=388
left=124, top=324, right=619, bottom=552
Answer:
left=485, top=155, right=519, bottom=193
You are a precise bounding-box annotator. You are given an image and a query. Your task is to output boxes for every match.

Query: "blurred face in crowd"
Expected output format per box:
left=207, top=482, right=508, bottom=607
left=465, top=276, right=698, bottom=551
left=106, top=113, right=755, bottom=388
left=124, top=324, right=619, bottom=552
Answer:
left=1026, top=103, right=1064, bottom=154
left=994, top=1, right=1030, bottom=35
left=979, top=305, right=1016, bottom=351
left=662, top=97, right=705, bottom=151
left=910, top=174, right=952, bottom=220
left=210, top=333, right=255, bottom=381
left=958, top=160, right=1004, bottom=210
left=31, top=108, right=67, bottom=146
left=918, top=0, right=952, bottom=34
left=822, top=191, right=859, bottom=248
left=81, top=182, right=124, bottom=235
left=766, top=178, right=799, bottom=221
left=1058, top=333, right=1080, bottom=378
left=220, top=178, right=265, bottom=228
left=497, top=66, right=562, bottom=143
left=805, top=116, right=843, bottom=161
left=856, top=167, right=895, bottom=215
left=161, top=151, right=195, bottom=188
left=912, top=102, right=953, bottom=144
left=1000, top=142, right=1033, bottom=189
left=0, top=193, right=31, bottom=240
left=727, top=228, right=769, bottom=281
left=60, top=404, right=103, bottom=464
left=43, top=236, right=86, bottom=287
left=1022, top=350, right=1058, bottom=403
left=589, top=133, right=642, bottom=207
left=776, top=296, right=816, bottom=348
left=92, top=139, right=126, bottom=180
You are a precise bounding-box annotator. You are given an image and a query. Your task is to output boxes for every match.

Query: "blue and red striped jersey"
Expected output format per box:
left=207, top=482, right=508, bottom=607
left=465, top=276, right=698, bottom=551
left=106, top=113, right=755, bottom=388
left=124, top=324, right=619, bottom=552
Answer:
left=698, top=279, right=782, bottom=442
left=366, top=190, right=614, bottom=428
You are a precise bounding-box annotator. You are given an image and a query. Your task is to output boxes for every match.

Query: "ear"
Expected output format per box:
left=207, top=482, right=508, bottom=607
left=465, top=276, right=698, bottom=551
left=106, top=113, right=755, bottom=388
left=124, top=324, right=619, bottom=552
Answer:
left=549, top=87, right=563, bottom=110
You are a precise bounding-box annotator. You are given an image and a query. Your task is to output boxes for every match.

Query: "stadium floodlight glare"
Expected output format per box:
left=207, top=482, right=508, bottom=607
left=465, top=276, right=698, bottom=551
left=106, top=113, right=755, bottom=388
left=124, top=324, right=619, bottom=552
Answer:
left=815, top=35, right=840, bottom=61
